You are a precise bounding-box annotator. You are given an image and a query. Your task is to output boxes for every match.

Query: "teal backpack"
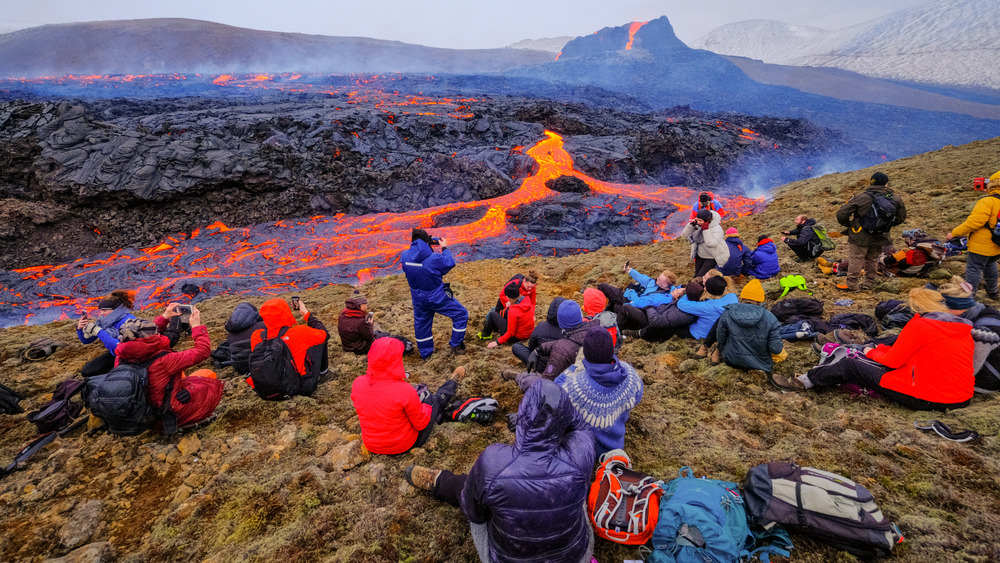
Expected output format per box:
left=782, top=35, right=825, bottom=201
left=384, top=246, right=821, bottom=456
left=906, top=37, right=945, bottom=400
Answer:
left=645, top=467, right=792, bottom=563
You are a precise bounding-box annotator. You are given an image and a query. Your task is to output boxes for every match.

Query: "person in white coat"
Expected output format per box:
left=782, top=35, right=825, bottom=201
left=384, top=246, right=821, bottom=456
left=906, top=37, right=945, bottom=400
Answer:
left=682, top=209, right=730, bottom=278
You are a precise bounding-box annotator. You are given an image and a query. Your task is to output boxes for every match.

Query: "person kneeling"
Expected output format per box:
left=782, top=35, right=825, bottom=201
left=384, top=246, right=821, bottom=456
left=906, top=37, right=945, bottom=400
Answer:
left=351, top=337, right=463, bottom=455
left=405, top=379, right=595, bottom=563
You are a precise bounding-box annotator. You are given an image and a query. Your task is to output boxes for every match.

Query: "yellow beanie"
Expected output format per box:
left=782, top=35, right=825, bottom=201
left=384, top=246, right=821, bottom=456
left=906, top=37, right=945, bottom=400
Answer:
left=991, top=170, right=1000, bottom=185
left=740, top=279, right=765, bottom=303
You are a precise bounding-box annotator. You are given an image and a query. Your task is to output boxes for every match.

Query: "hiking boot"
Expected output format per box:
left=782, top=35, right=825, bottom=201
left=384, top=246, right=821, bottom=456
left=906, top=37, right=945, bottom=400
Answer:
left=709, top=347, right=721, bottom=365
left=833, top=329, right=867, bottom=345
left=768, top=372, right=806, bottom=392
left=836, top=283, right=856, bottom=291
left=451, top=342, right=466, bottom=356
left=621, top=329, right=642, bottom=340
left=816, top=257, right=832, bottom=267
left=501, top=369, right=521, bottom=382
left=451, top=366, right=466, bottom=381
left=404, top=465, right=441, bottom=493
left=749, top=369, right=768, bottom=380
left=695, top=344, right=709, bottom=357
left=476, top=331, right=495, bottom=341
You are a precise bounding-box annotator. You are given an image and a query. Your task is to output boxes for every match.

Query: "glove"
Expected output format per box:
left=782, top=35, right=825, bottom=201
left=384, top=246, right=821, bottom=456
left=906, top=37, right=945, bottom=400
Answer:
left=175, top=389, right=191, bottom=404
left=506, top=413, right=518, bottom=433
left=526, top=350, right=539, bottom=373
left=82, top=322, right=101, bottom=339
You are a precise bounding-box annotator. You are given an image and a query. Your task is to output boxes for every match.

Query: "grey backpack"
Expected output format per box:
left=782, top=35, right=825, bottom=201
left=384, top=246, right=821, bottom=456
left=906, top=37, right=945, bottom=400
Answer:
left=743, top=462, right=903, bottom=558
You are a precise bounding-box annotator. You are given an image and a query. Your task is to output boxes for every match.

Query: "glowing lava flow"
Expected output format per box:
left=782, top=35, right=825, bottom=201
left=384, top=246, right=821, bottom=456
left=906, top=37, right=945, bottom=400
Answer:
left=625, top=21, right=648, bottom=50
left=0, top=132, right=761, bottom=326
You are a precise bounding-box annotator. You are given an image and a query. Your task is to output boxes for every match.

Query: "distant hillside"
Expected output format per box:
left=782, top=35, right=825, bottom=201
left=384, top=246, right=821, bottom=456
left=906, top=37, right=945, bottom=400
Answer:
left=508, top=37, right=572, bottom=53
left=0, top=18, right=552, bottom=77
left=692, top=0, right=1000, bottom=91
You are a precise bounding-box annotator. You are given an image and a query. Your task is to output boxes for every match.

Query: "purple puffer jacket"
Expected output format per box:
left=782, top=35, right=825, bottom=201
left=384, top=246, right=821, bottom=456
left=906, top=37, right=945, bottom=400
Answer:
left=460, top=380, right=595, bottom=563
left=537, top=320, right=599, bottom=377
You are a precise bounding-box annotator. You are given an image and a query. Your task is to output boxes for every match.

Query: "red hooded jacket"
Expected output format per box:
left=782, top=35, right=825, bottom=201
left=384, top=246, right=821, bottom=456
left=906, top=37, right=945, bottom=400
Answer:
left=114, top=323, right=222, bottom=428
left=250, top=299, right=329, bottom=377
left=350, top=338, right=431, bottom=455
left=866, top=312, right=974, bottom=404
left=498, top=296, right=536, bottom=344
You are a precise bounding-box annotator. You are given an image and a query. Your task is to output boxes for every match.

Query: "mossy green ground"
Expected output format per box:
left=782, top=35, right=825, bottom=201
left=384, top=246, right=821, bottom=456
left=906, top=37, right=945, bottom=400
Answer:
left=1, top=138, right=999, bottom=562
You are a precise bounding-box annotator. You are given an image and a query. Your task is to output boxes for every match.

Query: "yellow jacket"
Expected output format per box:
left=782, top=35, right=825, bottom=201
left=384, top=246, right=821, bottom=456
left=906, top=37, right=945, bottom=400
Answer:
left=952, top=191, right=1000, bottom=256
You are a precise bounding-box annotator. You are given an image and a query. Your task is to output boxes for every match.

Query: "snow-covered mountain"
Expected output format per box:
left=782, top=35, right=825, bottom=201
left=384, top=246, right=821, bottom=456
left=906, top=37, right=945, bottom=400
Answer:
left=508, top=37, right=572, bottom=53
left=691, top=0, right=1000, bottom=91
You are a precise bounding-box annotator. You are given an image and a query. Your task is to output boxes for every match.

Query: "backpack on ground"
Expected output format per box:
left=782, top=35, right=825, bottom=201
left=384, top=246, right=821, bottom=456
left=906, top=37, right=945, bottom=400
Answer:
left=246, top=326, right=303, bottom=400
left=27, top=379, right=85, bottom=433
left=859, top=192, right=899, bottom=234
left=770, top=298, right=824, bottom=323
left=0, top=382, right=24, bottom=415
left=588, top=449, right=664, bottom=545
left=647, top=467, right=791, bottom=563
left=970, top=314, right=1000, bottom=393
left=84, top=352, right=168, bottom=436
left=874, top=300, right=913, bottom=329
left=743, top=462, right=903, bottom=558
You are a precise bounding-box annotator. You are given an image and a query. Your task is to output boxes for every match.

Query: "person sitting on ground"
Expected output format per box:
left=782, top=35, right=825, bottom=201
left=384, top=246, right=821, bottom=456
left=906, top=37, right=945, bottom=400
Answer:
left=76, top=289, right=138, bottom=377
left=554, top=327, right=643, bottom=457
left=338, top=292, right=413, bottom=356
left=712, top=279, right=784, bottom=376
left=946, top=170, right=1000, bottom=300
left=222, top=302, right=266, bottom=375
left=720, top=228, right=751, bottom=276
left=114, top=305, right=223, bottom=431
left=938, top=276, right=1000, bottom=393
left=627, top=280, right=702, bottom=342
left=404, top=379, right=595, bottom=563
left=682, top=209, right=730, bottom=278
left=485, top=282, right=536, bottom=351
left=581, top=287, right=620, bottom=346
left=746, top=235, right=781, bottom=279
left=511, top=297, right=566, bottom=367
left=351, top=337, right=463, bottom=455
left=677, top=275, right=739, bottom=340
left=519, top=300, right=596, bottom=377
left=250, top=298, right=330, bottom=395
left=493, top=271, right=539, bottom=313
left=878, top=229, right=946, bottom=277
left=689, top=191, right=726, bottom=220
left=781, top=215, right=825, bottom=261
left=598, top=265, right=678, bottom=331
left=772, top=288, right=975, bottom=411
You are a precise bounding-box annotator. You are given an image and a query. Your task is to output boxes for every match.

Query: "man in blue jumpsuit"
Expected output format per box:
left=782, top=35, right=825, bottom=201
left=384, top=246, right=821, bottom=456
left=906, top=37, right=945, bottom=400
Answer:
left=401, top=229, right=468, bottom=358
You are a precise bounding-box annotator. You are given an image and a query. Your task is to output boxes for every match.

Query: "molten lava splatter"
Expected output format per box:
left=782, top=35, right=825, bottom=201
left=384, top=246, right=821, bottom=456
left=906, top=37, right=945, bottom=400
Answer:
left=0, top=131, right=761, bottom=326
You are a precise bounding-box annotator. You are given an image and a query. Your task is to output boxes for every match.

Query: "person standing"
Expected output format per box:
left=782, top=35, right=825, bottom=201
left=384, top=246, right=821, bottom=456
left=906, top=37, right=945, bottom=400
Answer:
left=948, top=170, right=1000, bottom=299
left=682, top=209, right=730, bottom=278
left=401, top=229, right=469, bottom=358
left=835, top=172, right=907, bottom=291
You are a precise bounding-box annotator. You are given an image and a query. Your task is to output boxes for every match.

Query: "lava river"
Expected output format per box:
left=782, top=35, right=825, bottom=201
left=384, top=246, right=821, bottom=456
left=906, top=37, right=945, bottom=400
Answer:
left=0, top=131, right=761, bottom=326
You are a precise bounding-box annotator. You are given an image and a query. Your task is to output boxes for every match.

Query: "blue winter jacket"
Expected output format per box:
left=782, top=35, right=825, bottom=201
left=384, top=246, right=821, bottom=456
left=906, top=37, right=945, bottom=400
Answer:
left=555, top=358, right=644, bottom=457
left=622, top=270, right=675, bottom=308
left=748, top=240, right=781, bottom=279
left=460, top=380, right=595, bottom=563
left=76, top=306, right=136, bottom=355
left=676, top=293, right=739, bottom=339
left=401, top=239, right=456, bottom=305
left=720, top=236, right=750, bottom=277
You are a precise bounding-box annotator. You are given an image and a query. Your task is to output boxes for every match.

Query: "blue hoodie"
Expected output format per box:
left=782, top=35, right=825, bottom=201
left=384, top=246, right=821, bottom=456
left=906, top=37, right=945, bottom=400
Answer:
left=622, top=269, right=675, bottom=308
left=748, top=239, right=781, bottom=279
left=676, top=293, right=739, bottom=339
left=720, top=236, right=750, bottom=277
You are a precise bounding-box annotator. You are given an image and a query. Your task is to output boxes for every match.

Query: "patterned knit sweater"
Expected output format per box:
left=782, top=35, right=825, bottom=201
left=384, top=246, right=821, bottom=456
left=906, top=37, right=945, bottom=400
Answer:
left=554, top=358, right=644, bottom=457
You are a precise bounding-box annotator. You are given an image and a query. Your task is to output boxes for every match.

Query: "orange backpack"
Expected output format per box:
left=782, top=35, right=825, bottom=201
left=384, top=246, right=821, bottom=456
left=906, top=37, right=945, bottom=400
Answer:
left=587, top=449, right=663, bottom=545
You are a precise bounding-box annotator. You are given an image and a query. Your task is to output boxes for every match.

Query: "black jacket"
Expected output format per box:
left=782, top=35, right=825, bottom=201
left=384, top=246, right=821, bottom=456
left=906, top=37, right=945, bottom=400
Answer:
left=836, top=186, right=907, bottom=247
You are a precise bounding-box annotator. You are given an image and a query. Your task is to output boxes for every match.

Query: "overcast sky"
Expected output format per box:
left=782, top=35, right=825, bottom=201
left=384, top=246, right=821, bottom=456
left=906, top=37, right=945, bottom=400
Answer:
left=2, top=0, right=933, bottom=49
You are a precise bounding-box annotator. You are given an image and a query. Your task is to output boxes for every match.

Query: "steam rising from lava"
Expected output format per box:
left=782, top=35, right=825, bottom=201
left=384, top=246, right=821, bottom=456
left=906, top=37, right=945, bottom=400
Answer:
left=0, top=131, right=760, bottom=327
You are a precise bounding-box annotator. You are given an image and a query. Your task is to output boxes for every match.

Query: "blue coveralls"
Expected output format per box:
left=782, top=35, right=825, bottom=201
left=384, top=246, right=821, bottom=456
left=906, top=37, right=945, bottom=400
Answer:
left=401, top=239, right=468, bottom=358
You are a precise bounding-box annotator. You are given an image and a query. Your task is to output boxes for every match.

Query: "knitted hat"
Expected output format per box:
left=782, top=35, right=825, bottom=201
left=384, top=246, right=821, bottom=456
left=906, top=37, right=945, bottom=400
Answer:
left=556, top=300, right=584, bottom=330
left=870, top=171, right=889, bottom=186
left=685, top=280, right=704, bottom=301
left=725, top=227, right=738, bottom=236
left=582, top=288, right=607, bottom=316
left=504, top=282, right=521, bottom=300
left=705, top=276, right=728, bottom=296
left=696, top=209, right=713, bottom=222
left=740, top=279, right=765, bottom=303
left=411, top=228, right=433, bottom=244
left=943, top=295, right=976, bottom=310
left=990, top=171, right=1000, bottom=186
left=699, top=192, right=711, bottom=203
left=118, top=318, right=158, bottom=342
left=582, top=326, right=614, bottom=364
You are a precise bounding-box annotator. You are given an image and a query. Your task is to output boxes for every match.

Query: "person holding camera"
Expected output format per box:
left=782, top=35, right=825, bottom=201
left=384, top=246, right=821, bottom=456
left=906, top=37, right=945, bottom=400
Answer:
left=682, top=209, right=730, bottom=278
left=401, top=228, right=469, bottom=359
left=338, top=291, right=414, bottom=355
left=250, top=297, right=330, bottom=392
left=76, top=289, right=138, bottom=377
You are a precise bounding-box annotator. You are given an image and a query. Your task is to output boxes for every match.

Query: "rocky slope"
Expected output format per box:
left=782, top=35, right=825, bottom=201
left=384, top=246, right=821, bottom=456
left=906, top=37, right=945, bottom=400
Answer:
left=0, top=136, right=999, bottom=562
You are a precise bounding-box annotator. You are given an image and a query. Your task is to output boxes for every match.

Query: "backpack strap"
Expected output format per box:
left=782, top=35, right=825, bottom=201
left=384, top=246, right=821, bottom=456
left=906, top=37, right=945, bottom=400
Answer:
left=135, top=350, right=175, bottom=435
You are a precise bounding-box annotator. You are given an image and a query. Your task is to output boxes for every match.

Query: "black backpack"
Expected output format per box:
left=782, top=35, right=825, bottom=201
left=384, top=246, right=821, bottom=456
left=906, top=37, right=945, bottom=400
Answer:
left=85, top=352, right=168, bottom=436
left=859, top=192, right=899, bottom=234
left=770, top=298, right=824, bottom=323
left=246, top=327, right=303, bottom=400
left=1, top=382, right=25, bottom=415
